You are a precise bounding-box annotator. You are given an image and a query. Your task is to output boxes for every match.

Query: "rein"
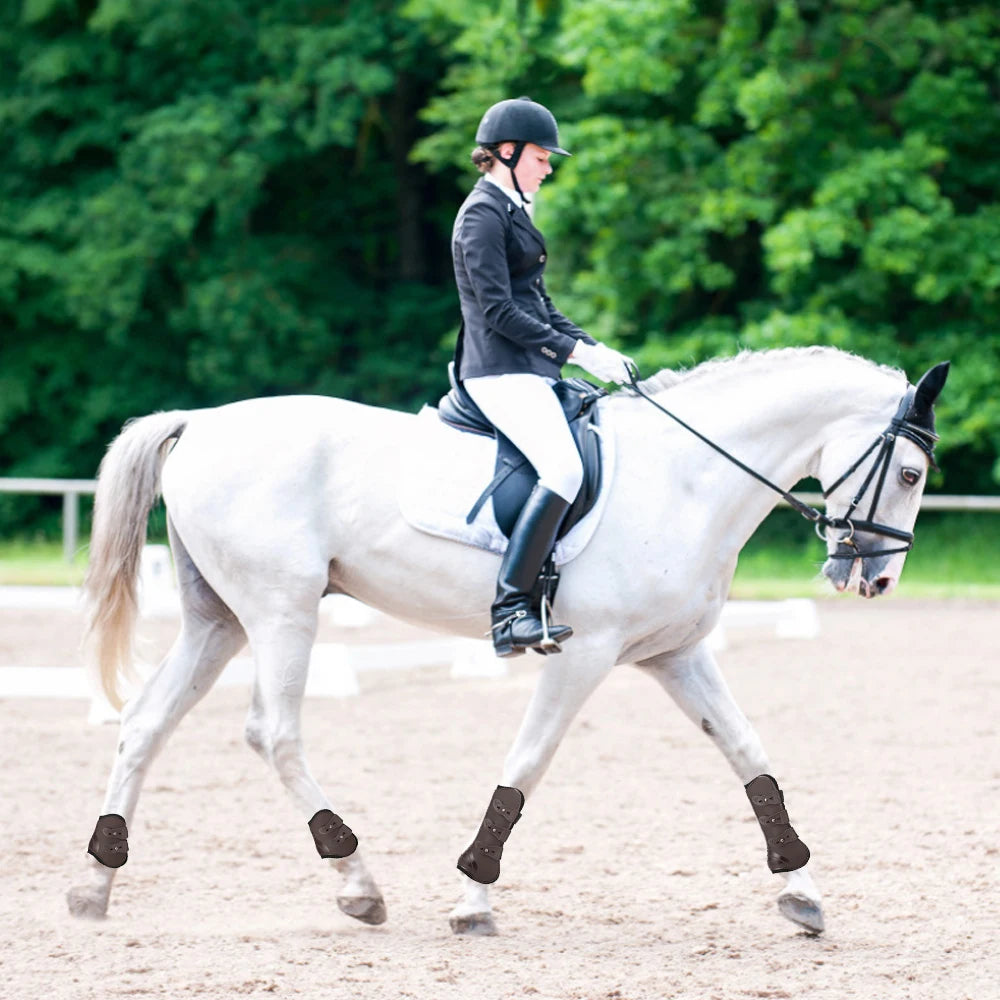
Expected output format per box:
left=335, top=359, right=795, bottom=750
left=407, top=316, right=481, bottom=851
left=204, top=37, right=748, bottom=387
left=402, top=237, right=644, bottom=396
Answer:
left=625, top=365, right=938, bottom=560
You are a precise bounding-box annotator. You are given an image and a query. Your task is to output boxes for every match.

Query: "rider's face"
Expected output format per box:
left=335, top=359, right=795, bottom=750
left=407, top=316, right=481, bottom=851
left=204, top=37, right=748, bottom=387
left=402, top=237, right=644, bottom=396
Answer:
left=498, top=142, right=554, bottom=194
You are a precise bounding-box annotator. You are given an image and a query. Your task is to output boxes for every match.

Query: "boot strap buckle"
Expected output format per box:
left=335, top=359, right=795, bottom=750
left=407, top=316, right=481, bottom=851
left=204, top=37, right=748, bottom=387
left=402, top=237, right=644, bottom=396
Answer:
left=486, top=609, right=528, bottom=636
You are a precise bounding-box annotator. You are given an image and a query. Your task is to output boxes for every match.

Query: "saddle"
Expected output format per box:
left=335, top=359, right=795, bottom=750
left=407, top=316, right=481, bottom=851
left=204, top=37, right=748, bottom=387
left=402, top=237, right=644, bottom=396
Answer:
left=437, top=363, right=606, bottom=540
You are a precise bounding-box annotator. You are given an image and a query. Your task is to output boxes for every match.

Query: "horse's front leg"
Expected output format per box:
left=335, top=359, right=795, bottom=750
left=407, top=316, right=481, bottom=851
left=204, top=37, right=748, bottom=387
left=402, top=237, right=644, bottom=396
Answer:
left=637, top=641, right=825, bottom=934
left=450, top=643, right=614, bottom=935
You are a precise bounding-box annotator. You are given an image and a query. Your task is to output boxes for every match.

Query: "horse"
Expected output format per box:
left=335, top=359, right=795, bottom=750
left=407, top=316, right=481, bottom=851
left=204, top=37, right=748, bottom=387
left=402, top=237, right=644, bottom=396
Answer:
left=67, top=346, right=948, bottom=936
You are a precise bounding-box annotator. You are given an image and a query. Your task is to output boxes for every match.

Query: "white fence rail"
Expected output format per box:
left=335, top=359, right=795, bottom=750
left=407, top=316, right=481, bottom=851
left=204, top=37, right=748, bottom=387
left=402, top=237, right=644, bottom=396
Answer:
left=791, top=492, right=1000, bottom=512
left=1, top=478, right=999, bottom=563
left=0, top=478, right=98, bottom=562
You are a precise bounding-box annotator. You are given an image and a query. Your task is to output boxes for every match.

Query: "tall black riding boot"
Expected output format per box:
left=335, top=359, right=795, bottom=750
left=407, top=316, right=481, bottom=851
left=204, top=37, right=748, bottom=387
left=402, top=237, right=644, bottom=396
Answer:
left=490, top=485, right=573, bottom=657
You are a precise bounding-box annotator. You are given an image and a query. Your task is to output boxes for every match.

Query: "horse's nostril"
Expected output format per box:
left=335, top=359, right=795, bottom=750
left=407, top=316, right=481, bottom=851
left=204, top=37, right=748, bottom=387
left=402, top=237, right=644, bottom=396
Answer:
left=875, top=576, right=892, bottom=594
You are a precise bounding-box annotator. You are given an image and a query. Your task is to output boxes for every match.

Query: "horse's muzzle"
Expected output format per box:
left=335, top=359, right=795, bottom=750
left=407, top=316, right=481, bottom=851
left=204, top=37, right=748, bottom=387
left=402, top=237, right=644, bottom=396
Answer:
left=822, top=552, right=897, bottom=598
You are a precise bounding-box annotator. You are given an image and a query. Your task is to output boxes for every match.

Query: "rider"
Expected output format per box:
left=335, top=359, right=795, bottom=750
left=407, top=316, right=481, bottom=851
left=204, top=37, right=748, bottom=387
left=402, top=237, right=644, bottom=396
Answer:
left=452, top=96, right=633, bottom=657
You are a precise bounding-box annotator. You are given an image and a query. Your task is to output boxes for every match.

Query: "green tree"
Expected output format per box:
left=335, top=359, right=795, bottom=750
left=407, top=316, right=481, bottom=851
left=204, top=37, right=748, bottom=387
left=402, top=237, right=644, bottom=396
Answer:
left=414, top=0, right=1000, bottom=490
left=1, top=0, right=460, bottom=534
left=4, top=0, right=1000, bottom=543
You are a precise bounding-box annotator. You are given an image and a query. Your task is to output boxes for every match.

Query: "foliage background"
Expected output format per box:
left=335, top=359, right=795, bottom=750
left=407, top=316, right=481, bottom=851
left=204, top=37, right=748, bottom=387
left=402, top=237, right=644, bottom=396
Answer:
left=3, top=0, right=999, bottom=537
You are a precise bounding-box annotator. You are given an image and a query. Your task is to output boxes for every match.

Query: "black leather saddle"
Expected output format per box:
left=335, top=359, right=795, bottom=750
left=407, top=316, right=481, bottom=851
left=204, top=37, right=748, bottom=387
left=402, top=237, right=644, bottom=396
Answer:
left=437, top=363, right=606, bottom=540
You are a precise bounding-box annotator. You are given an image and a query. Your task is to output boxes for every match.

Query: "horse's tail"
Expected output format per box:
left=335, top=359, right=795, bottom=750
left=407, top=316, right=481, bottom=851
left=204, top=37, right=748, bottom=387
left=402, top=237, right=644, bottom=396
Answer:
left=83, top=411, right=190, bottom=710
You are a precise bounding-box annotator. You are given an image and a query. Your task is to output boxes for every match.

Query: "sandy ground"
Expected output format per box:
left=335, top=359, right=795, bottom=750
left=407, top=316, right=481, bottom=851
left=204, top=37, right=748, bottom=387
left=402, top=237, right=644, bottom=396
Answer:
left=1, top=598, right=998, bottom=1000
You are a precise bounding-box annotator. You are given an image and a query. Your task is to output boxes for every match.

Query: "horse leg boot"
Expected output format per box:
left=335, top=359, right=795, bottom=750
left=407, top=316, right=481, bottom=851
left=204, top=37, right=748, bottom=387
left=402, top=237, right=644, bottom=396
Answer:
left=490, top=485, right=572, bottom=656
left=457, top=785, right=524, bottom=884
left=87, top=814, right=129, bottom=869
left=745, top=774, right=810, bottom=873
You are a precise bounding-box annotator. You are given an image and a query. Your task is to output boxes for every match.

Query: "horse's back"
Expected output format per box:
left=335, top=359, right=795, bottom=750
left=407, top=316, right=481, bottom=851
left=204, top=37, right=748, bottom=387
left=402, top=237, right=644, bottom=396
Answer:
left=161, top=393, right=413, bottom=555
left=166, top=394, right=411, bottom=470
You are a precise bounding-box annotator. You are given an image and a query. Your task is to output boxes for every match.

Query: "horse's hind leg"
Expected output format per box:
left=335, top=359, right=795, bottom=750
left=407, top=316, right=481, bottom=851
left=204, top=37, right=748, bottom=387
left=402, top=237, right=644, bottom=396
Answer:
left=242, top=608, right=386, bottom=926
left=68, top=533, right=246, bottom=918
left=636, top=641, right=825, bottom=934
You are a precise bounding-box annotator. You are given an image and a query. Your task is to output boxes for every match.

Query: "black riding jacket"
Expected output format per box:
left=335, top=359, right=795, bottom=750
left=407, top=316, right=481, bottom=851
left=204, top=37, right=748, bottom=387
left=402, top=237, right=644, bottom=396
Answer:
left=451, top=178, right=595, bottom=380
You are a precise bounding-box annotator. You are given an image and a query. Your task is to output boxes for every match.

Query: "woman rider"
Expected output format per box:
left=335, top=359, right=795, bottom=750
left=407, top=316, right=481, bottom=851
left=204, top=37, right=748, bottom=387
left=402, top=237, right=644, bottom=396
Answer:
left=452, top=96, right=633, bottom=658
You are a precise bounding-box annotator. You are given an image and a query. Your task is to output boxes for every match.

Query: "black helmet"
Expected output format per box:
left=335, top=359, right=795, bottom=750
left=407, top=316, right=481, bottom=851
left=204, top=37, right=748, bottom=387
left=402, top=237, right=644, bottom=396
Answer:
left=475, top=97, right=570, bottom=156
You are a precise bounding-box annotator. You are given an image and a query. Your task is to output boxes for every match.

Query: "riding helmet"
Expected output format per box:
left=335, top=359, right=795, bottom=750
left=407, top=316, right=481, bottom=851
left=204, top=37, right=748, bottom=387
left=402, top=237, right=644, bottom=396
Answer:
left=475, top=97, right=571, bottom=156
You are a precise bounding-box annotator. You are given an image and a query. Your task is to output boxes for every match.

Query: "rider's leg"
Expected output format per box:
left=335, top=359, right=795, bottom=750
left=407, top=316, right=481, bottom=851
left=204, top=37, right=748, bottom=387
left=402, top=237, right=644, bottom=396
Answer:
left=463, top=374, right=583, bottom=655
left=489, top=484, right=571, bottom=654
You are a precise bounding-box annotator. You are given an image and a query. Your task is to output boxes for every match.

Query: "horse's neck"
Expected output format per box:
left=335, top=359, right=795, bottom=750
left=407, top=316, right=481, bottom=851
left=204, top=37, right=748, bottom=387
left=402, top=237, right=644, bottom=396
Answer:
left=628, top=354, right=903, bottom=557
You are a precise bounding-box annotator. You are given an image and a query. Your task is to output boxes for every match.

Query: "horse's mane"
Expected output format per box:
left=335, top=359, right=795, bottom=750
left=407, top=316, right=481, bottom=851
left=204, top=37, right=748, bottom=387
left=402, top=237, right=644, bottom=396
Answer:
left=638, top=346, right=904, bottom=394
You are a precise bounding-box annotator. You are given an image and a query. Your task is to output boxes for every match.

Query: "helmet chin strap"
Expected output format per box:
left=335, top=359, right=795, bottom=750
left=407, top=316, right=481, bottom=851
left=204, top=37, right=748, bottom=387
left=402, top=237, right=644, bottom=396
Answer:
left=492, top=141, right=530, bottom=206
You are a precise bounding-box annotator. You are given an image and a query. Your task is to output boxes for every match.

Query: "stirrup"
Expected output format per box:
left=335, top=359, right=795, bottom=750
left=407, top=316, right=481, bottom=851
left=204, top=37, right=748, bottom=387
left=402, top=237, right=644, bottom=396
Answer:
left=537, top=594, right=562, bottom=653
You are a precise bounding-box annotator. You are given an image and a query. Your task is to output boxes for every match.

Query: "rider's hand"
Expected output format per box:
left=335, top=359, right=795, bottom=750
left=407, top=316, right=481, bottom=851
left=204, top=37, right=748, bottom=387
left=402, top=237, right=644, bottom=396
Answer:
left=569, top=340, right=635, bottom=385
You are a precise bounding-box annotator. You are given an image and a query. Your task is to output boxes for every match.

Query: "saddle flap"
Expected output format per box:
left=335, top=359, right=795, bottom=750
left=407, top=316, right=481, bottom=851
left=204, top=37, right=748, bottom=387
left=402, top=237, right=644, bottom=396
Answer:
left=397, top=405, right=616, bottom=567
left=490, top=406, right=604, bottom=541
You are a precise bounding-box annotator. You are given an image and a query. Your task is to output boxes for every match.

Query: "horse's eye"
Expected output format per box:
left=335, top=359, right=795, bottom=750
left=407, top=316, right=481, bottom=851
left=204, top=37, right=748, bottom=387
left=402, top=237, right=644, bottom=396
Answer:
left=900, top=467, right=921, bottom=487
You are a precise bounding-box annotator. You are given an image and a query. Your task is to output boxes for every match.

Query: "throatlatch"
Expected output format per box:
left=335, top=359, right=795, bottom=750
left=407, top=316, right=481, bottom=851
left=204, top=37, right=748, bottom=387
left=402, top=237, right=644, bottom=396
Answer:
left=745, top=774, right=810, bottom=873
left=457, top=785, right=524, bottom=884
left=88, top=813, right=129, bottom=868
left=308, top=809, right=358, bottom=859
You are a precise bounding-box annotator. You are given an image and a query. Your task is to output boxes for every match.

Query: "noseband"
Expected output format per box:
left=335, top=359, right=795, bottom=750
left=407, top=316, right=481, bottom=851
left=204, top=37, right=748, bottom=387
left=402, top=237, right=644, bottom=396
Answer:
left=626, top=368, right=938, bottom=561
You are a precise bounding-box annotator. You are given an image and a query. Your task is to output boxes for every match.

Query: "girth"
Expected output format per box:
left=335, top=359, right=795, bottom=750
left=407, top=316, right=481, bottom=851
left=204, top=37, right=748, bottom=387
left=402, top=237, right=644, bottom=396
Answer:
left=437, top=363, right=606, bottom=540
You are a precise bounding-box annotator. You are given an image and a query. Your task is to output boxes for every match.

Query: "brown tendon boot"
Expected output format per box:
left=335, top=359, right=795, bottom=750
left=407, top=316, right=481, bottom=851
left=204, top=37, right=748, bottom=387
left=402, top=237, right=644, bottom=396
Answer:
left=308, top=809, right=358, bottom=859
left=456, top=785, right=524, bottom=884
left=745, top=774, right=810, bottom=873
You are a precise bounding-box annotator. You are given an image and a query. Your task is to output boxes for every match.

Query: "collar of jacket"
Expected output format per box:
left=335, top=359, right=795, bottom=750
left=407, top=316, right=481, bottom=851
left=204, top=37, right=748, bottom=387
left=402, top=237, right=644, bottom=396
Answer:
left=473, top=177, right=544, bottom=239
left=482, top=170, right=524, bottom=208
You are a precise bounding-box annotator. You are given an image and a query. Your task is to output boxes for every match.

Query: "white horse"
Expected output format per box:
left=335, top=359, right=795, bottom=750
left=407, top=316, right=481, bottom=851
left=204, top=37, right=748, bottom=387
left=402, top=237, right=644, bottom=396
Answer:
left=67, top=347, right=948, bottom=935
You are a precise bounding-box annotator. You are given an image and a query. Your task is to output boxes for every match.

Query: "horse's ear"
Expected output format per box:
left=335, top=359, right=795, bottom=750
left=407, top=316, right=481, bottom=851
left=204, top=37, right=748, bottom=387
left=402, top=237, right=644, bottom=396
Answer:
left=907, top=361, right=950, bottom=424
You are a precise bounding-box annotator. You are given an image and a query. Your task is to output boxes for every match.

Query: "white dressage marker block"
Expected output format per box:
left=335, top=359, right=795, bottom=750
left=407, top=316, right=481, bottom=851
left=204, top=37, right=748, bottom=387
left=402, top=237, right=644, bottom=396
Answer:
left=450, top=638, right=508, bottom=679
left=773, top=598, right=821, bottom=639
left=305, top=643, right=360, bottom=697
left=321, top=595, right=381, bottom=628
left=139, top=544, right=180, bottom=617
left=712, top=599, right=821, bottom=650
left=707, top=624, right=729, bottom=653
left=87, top=687, right=121, bottom=725
left=0, top=586, right=81, bottom=609
left=0, top=666, right=90, bottom=698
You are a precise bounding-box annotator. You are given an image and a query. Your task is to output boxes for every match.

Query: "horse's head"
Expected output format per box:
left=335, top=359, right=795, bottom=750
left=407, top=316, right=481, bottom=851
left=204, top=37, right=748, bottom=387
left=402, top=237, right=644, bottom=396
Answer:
left=816, top=362, right=949, bottom=598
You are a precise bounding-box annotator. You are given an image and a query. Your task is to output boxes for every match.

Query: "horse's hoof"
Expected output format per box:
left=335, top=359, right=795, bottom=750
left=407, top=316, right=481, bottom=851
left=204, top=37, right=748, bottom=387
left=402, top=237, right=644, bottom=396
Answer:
left=66, top=886, right=109, bottom=920
left=336, top=893, right=387, bottom=925
left=449, top=911, right=498, bottom=936
left=778, top=891, right=825, bottom=934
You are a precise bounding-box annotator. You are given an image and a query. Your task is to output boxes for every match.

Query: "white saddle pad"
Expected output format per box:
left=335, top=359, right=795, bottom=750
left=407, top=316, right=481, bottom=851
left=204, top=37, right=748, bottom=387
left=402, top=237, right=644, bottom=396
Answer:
left=398, top=404, right=615, bottom=565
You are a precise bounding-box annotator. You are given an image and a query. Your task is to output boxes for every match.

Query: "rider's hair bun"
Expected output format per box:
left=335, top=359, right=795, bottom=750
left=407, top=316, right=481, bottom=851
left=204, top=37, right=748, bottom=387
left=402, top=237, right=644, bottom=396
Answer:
left=471, top=145, right=496, bottom=172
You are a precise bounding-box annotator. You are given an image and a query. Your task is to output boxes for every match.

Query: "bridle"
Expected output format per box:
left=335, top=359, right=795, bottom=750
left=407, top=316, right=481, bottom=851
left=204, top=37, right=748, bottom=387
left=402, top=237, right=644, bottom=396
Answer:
left=816, top=384, right=938, bottom=558
left=625, top=366, right=939, bottom=561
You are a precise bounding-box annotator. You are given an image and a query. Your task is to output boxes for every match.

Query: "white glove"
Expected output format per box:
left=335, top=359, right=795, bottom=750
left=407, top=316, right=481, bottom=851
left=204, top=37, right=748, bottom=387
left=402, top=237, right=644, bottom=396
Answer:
left=569, top=340, right=635, bottom=384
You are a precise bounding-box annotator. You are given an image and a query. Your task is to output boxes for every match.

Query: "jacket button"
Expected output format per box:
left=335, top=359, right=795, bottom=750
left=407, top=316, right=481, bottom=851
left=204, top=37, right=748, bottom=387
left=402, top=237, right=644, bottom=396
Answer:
left=539, top=254, right=546, bottom=262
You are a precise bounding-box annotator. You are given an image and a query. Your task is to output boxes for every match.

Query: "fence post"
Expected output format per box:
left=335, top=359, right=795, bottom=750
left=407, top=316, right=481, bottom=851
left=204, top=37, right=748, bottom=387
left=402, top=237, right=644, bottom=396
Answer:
left=63, top=491, right=79, bottom=564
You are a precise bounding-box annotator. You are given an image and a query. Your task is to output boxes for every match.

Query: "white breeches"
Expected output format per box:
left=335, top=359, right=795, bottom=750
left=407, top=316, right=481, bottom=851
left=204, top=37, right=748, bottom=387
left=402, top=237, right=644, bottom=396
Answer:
left=463, top=373, right=584, bottom=503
